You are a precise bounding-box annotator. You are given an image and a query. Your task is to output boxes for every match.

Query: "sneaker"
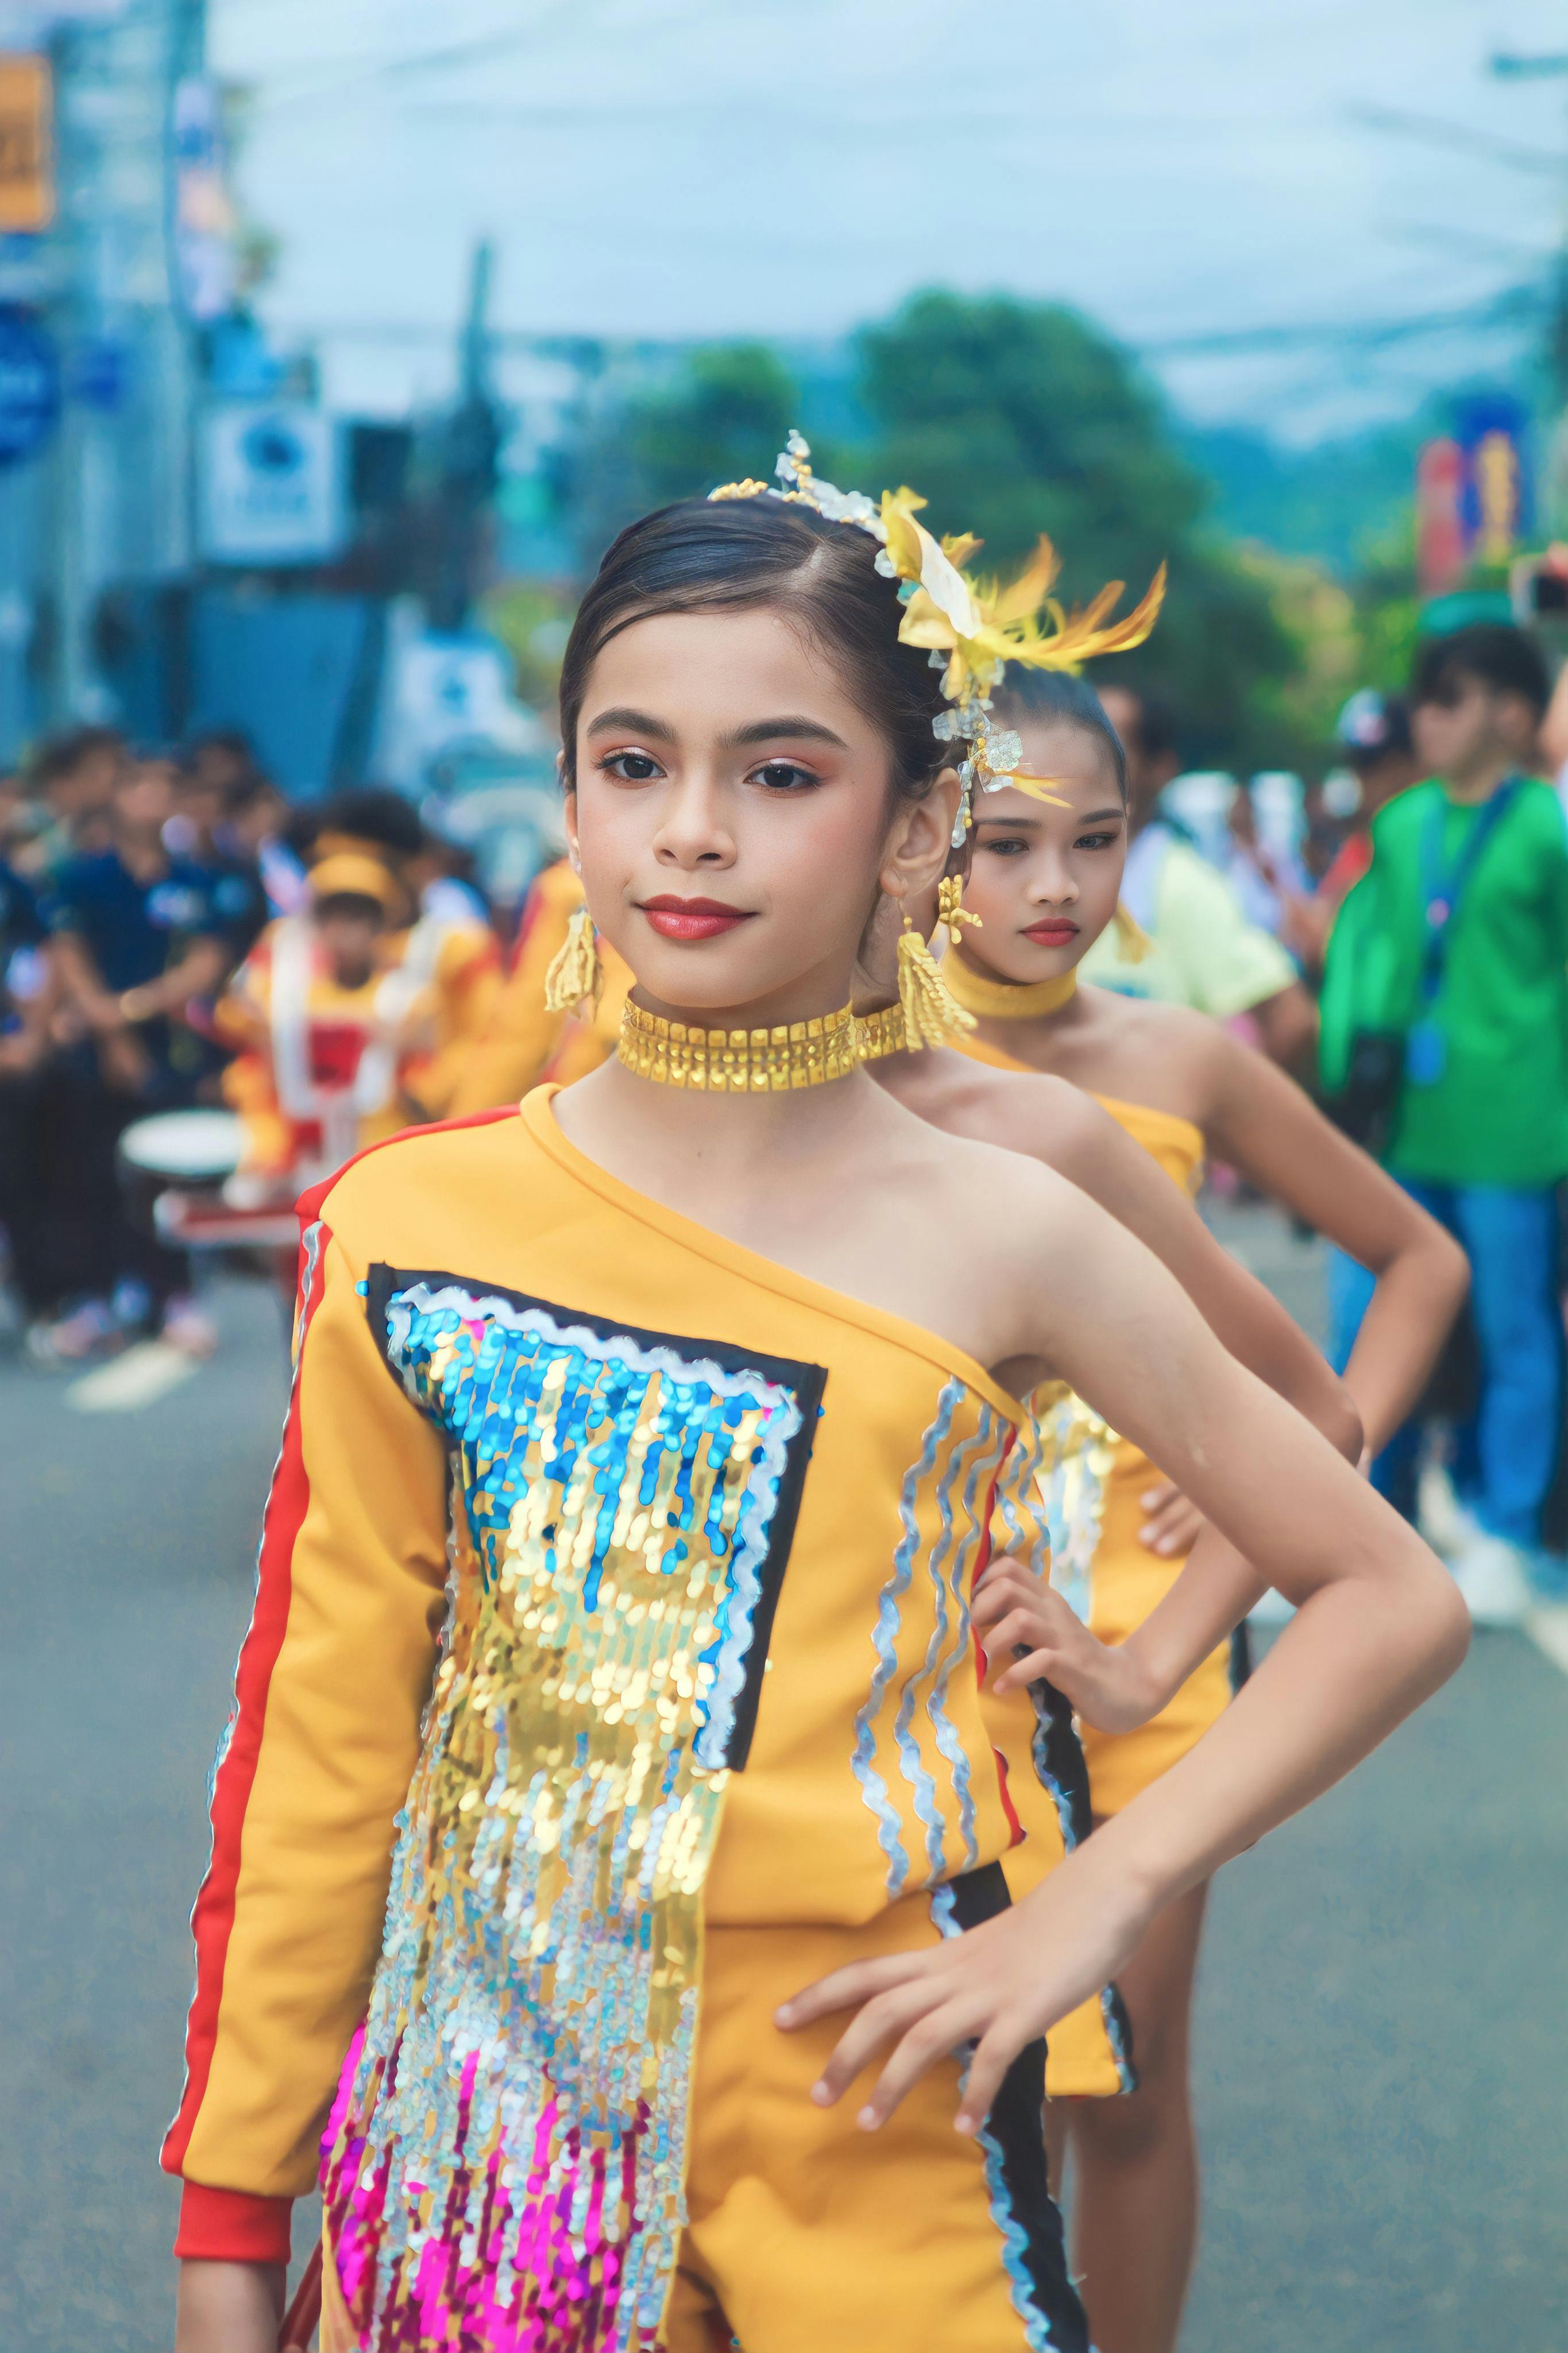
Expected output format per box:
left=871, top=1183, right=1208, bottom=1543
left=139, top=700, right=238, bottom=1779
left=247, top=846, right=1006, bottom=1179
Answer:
left=25, top=1297, right=122, bottom=1367
left=1416, top=1460, right=1480, bottom=1561
left=1449, top=1532, right=1532, bottom=1628
left=1525, top=1549, right=1568, bottom=1606
left=160, top=1295, right=219, bottom=1358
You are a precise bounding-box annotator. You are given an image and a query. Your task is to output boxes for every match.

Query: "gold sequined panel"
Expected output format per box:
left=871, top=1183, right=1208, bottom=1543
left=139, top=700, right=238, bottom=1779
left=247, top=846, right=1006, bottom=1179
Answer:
left=322, top=1271, right=825, bottom=2353
left=1032, top=1384, right=1119, bottom=1627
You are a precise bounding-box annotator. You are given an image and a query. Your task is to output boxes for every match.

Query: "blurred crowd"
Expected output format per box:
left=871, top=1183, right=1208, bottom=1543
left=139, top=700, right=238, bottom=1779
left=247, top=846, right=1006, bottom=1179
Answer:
left=3, top=619, right=1567, bottom=1628
left=0, top=727, right=503, bottom=1364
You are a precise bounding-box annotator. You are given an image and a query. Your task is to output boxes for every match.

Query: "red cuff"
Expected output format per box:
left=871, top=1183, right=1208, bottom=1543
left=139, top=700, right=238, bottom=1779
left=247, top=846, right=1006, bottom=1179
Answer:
left=174, top=2180, right=293, bottom=2263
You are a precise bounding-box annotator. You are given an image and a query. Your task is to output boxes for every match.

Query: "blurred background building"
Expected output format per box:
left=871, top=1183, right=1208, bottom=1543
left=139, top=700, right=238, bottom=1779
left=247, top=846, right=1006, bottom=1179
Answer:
left=0, top=0, right=1563, bottom=871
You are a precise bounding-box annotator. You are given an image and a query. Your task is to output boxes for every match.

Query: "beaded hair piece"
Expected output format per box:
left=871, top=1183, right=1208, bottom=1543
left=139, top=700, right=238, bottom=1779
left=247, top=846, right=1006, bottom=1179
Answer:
left=712, top=430, right=1166, bottom=847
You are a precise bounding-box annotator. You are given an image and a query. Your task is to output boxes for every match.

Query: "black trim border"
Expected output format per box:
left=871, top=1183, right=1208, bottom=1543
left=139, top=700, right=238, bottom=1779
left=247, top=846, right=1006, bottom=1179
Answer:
left=364, top=1262, right=827, bottom=1772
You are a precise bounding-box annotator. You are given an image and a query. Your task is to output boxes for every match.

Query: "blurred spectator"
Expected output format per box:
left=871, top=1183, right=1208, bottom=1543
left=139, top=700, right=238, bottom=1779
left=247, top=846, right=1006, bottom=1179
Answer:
left=1082, top=685, right=1318, bottom=1069
left=218, top=853, right=433, bottom=1199
left=32, top=757, right=237, bottom=1362
left=1292, top=692, right=1423, bottom=977
left=0, top=851, right=63, bottom=1322
left=447, top=857, right=633, bottom=1116
left=183, top=727, right=261, bottom=802
left=1320, top=624, right=1565, bottom=1620
left=219, top=767, right=306, bottom=921
left=16, top=725, right=125, bottom=878
left=1223, top=779, right=1311, bottom=939
left=162, top=745, right=269, bottom=956
left=307, top=788, right=501, bottom=1117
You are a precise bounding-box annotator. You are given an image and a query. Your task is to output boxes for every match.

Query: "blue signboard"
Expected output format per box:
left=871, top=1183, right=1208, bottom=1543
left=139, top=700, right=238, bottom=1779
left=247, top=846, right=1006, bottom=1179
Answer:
left=0, top=305, right=59, bottom=468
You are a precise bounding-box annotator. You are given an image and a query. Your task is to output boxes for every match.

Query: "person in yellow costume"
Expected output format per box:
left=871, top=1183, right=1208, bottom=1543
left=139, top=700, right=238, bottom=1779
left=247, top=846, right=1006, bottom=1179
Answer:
left=951, top=666, right=1469, bottom=2353
left=307, top=790, right=504, bottom=1121
left=447, top=854, right=634, bottom=1114
left=216, top=853, right=438, bottom=1197
left=167, top=445, right=1466, bottom=2353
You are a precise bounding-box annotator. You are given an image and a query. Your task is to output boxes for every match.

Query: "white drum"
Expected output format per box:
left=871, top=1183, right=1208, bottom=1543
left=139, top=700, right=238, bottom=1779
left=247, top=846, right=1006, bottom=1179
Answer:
left=117, top=1109, right=245, bottom=1186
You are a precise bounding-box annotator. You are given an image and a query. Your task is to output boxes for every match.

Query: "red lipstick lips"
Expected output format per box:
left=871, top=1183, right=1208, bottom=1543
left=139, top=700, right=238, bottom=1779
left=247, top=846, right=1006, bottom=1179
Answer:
left=638, top=895, right=752, bottom=942
left=1023, top=917, right=1079, bottom=947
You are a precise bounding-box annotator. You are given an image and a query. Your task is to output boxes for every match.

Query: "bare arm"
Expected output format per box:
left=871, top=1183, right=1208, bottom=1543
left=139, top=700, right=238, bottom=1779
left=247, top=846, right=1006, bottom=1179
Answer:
left=970, top=1079, right=1360, bottom=1733
left=1200, top=1026, right=1469, bottom=1454
left=1249, top=977, right=1318, bottom=1075
left=783, top=1172, right=1467, bottom=2131
left=1042, top=1085, right=1359, bottom=1456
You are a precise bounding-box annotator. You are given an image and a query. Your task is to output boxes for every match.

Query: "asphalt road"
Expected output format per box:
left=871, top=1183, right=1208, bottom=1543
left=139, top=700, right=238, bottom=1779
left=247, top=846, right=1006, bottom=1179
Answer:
left=1, top=1245, right=1565, bottom=2353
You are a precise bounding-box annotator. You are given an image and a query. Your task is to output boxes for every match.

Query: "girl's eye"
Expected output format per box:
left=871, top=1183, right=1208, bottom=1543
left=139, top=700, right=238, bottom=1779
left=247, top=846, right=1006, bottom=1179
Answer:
left=600, top=750, right=663, bottom=783
left=1075, top=830, right=1119, bottom=851
left=750, top=760, right=820, bottom=793
left=980, top=835, right=1030, bottom=858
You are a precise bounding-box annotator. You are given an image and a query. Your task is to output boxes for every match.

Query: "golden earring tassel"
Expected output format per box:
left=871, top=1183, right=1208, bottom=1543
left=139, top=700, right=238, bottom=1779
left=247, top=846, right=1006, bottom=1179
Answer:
left=897, top=917, right=976, bottom=1050
left=543, top=904, right=604, bottom=1015
left=1113, top=900, right=1153, bottom=964
left=936, top=874, right=982, bottom=946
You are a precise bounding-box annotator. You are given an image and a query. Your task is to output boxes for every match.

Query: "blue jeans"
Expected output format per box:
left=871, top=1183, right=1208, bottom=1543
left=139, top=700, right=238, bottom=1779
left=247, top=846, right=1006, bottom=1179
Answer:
left=1326, top=1180, right=1565, bottom=1548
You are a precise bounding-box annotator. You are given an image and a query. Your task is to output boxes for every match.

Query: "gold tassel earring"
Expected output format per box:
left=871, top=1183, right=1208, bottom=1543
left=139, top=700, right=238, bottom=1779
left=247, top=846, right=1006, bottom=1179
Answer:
left=936, top=874, right=982, bottom=946
left=1113, top=900, right=1153, bottom=964
left=897, top=910, right=977, bottom=1050
left=543, top=904, right=604, bottom=1015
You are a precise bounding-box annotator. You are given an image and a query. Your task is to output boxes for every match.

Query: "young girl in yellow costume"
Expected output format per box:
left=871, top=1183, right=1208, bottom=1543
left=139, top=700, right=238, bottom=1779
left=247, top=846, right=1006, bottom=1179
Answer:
left=217, top=854, right=440, bottom=1196
left=946, top=666, right=1468, bottom=2353
left=166, top=442, right=1467, bottom=2353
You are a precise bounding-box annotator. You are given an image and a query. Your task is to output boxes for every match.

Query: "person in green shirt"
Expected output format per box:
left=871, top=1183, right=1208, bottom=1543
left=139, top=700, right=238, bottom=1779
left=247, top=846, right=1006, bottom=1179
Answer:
left=1321, top=623, right=1568, bottom=1621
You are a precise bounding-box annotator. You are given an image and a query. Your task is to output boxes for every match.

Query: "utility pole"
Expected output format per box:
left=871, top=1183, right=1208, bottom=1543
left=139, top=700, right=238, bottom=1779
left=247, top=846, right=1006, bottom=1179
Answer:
left=45, top=0, right=204, bottom=723
left=428, top=236, right=503, bottom=635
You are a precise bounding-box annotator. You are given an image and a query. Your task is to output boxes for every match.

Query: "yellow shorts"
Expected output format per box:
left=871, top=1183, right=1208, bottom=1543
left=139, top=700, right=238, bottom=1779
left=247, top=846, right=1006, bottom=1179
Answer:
left=1077, top=1438, right=1245, bottom=1819
left=323, top=1865, right=1088, bottom=2353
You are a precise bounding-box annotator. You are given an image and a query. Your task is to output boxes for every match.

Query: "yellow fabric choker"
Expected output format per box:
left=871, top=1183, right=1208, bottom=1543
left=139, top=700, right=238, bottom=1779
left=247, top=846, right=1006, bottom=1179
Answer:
left=619, top=998, right=861, bottom=1090
left=944, top=953, right=1079, bottom=1020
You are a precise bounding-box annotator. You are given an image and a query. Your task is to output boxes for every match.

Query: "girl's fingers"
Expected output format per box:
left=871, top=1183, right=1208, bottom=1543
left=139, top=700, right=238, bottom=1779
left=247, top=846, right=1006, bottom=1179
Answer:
left=858, top=1996, right=982, bottom=2128
left=991, top=1647, right=1057, bottom=1695
left=776, top=1947, right=934, bottom=2031
left=971, top=1575, right=1034, bottom=1626
left=810, top=1979, right=945, bottom=2107
left=954, top=2018, right=1028, bottom=2136
left=979, top=1606, right=1045, bottom=1662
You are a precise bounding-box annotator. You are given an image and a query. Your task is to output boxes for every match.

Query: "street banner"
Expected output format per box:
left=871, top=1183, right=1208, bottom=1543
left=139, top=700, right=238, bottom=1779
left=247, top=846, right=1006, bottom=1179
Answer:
left=0, top=52, right=51, bottom=232
left=1416, top=438, right=1466, bottom=599
left=199, top=403, right=345, bottom=566
left=0, top=301, right=57, bottom=465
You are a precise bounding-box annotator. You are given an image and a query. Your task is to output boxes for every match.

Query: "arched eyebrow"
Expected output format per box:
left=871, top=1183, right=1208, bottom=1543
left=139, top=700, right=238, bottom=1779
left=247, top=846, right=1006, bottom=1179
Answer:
left=721, top=716, right=848, bottom=750
left=584, top=709, right=849, bottom=751
left=586, top=706, right=674, bottom=739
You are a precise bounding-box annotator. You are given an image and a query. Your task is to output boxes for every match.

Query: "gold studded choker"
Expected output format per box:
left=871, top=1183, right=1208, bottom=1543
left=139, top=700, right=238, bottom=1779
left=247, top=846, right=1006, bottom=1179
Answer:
left=618, top=998, right=862, bottom=1090
left=855, top=1005, right=912, bottom=1063
left=944, top=954, right=1079, bottom=1020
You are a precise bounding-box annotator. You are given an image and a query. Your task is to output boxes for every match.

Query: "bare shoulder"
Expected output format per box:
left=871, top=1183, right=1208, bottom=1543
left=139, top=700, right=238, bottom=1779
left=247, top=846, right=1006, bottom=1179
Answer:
left=869, top=1076, right=1089, bottom=1227
left=913, top=1052, right=1101, bottom=1168
left=1076, top=985, right=1231, bottom=1110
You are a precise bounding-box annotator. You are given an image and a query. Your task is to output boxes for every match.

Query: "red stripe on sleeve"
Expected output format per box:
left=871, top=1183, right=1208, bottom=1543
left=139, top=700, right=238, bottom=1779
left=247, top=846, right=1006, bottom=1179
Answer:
left=159, top=1213, right=331, bottom=2179
left=175, top=2181, right=293, bottom=2264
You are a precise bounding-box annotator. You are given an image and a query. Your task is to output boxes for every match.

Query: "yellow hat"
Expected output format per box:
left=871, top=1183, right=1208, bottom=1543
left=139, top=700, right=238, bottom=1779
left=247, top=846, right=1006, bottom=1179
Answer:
left=306, top=852, right=401, bottom=912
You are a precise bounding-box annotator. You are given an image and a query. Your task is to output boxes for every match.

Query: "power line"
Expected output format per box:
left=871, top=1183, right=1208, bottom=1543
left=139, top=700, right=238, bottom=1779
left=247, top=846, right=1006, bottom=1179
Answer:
left=1348, top=103, right=1562, bottom=177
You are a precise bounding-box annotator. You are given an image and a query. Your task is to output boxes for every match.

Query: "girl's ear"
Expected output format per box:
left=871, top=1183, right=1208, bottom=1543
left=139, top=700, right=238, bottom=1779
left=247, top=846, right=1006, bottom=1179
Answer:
left=561, top=768, right=582, bottom=875
left=878, top=767, right=961, bottom=907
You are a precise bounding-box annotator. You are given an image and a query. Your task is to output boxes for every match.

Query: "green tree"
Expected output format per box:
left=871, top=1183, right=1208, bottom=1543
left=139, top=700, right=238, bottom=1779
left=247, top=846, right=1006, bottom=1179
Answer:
left=631, top=342, right=800, bottom=506
left=854, top=290, right=1299, bottom=770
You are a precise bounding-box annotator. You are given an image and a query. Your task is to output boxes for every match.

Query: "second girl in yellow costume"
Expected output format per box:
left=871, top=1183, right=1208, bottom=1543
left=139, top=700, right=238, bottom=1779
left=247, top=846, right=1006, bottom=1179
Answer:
left=949, top=668, right=1467, bottom=2353
left=166, top=443, right=1466, bottom=2353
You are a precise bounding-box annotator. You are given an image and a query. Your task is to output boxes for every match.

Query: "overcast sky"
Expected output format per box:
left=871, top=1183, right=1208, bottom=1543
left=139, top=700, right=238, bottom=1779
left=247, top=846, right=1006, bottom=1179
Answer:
left=211, top=0, right=1568, bottom=440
